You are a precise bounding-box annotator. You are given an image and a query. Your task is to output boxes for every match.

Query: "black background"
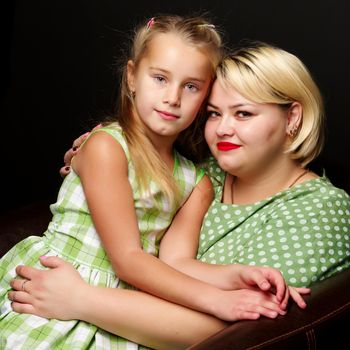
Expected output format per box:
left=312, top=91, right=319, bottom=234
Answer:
left=1, top=0, right=349, bottom=213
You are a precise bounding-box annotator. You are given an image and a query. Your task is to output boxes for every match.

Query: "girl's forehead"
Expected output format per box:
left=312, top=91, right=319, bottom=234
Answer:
left=142, top=34, right=213, bottom=78
left=147, top=33, right=193, bottom=53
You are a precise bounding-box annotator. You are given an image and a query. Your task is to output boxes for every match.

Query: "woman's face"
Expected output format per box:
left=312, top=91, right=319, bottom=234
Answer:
left=205, top=80, right=292, bottom=176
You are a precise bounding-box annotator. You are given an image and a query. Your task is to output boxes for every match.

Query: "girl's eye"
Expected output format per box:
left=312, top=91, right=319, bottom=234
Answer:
left=154, top=75, right=166, bottom=84
left=185, top=83, right=199, bottom=92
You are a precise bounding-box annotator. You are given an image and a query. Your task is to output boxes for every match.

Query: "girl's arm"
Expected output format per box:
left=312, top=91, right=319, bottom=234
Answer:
left=159, top=173, right=309, bottom=309
left=10, top=258, right=227, bottom=350
left=61, top=131, right=288, bottom=321
left=60, top=130, right=308, bottom=308
left=10, top=258, right=308, bottom=349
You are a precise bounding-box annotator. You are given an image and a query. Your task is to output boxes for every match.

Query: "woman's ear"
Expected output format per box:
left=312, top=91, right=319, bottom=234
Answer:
left=286, top=102, right=303, bottom=137
left=127, top=60, right=136, bottom=93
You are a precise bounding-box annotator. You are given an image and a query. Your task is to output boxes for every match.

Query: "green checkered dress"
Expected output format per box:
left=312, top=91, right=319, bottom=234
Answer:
left=0, top=124, right=204, bottom=349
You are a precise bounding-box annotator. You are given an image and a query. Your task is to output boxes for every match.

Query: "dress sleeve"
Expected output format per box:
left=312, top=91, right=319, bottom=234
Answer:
left=195, top=166, right=206, bottom=185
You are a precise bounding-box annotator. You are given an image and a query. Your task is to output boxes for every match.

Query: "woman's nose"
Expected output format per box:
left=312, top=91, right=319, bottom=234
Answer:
left=216, top=115, right=235, bottom=136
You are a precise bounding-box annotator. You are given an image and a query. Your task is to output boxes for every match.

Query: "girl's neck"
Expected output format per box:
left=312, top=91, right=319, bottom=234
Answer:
left=157, top=148, right=175, bottom=171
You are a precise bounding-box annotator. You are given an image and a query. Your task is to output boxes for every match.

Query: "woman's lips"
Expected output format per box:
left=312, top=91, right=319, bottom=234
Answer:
left=217, top=142, right=241, bottom=151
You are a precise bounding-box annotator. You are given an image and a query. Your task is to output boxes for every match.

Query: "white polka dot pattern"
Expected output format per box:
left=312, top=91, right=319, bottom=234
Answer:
left=197, top=158, right=350, bottom=287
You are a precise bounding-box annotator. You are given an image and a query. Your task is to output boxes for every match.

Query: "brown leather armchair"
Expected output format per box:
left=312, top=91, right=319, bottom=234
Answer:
left=1, top=201, right=350, bottom=349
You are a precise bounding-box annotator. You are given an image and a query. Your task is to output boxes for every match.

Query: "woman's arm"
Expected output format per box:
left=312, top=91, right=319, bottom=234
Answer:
left=60, top=130, right=308, bottom=307
left=9, top=257, right=227, bottom=350
left=62, top=130, right=309, bottom=308
left=75, top=132, right=288, bottom=321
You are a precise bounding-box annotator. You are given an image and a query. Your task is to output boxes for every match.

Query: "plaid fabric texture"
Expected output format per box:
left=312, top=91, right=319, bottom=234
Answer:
left=0, top=124, right=202, bottom=349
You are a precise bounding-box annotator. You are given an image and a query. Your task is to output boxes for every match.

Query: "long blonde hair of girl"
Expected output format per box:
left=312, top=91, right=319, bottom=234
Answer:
left=113, top=15, right=223, bottom=206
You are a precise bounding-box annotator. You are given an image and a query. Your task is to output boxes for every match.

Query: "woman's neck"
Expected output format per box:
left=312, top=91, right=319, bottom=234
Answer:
left=223, top=162, right=317, bottom=205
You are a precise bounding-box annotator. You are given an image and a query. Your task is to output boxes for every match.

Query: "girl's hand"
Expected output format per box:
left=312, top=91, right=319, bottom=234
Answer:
left=9, top=256, right=88, bottom=320
left=232, top=264, right=310, bottom=309
left=212, top=288, right=287, bottom=321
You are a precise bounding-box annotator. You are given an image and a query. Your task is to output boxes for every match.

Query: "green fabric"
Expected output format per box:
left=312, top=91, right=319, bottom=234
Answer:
left=197, top=157, right=350, bottom=287
left=0, top=123, right=201, bottom=349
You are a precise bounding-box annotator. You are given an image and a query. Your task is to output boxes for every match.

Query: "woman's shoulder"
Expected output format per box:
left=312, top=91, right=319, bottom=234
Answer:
left=310, top=176, right=350, bottom=202
left=200, top=157, right=225, bottom=183
left=283, top=175, right=350, bottom=213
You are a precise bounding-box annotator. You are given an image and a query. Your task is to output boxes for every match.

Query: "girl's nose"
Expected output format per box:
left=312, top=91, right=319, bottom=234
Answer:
left=163, top=86, right=181, bottom=106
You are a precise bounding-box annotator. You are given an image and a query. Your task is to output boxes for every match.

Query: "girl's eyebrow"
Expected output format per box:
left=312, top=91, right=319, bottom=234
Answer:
left=149, top=67, right=207, bottom=83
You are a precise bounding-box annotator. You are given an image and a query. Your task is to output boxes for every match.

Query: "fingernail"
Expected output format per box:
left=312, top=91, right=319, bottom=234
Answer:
left=40, top=255, right=48, bottom=259
left=261, top=281, right=269, bottom=289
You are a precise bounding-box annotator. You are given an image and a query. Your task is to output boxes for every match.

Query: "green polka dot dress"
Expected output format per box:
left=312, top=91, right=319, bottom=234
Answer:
left=197, top=158, right=350, bottom=287
left=0, top=124, right=204, bottom=350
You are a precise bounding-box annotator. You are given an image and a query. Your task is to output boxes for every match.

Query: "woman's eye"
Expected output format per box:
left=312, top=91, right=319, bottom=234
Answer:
left=236, top=110, right=251, bottom=118
left=207, top=110, right=220, bottom=118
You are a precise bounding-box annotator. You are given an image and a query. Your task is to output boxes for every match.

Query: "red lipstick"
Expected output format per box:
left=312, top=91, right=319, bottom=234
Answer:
left=217, top=142, right=241, bottom=151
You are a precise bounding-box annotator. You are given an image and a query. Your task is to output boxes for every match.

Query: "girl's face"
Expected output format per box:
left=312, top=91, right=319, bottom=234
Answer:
left=127, top=33, right=213, bottom=147
left=205, top=80, right=296, bottom=177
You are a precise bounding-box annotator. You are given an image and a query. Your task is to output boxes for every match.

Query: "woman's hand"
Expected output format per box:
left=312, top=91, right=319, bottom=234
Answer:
left=9, top=256, right=88, bottom=320
left=59, top=124, right=102, bottom=177
left=231, top=264, right=310, bottom=310
left=59, top=132, right=89, bottom=177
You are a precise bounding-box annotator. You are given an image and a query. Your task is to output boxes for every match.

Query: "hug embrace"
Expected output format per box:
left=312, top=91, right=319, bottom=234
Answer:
left=1, top=14, right=349, bottom=350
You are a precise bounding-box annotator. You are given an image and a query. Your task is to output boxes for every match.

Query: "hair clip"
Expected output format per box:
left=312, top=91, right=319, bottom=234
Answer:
left=198, top=24, right=216, bottom=29
left=147, top=17, right=155, bottom=29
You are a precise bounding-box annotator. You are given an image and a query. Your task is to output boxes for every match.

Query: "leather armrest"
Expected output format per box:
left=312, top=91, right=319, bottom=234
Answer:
left=189, top=267, right=350, bottom=349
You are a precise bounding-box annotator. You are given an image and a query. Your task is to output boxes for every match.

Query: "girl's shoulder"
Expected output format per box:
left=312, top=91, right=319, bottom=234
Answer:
left=88, top=122, right=130, bottom=159
left=91, top=122, right=124, bottom=139
left=174, top=150, right=205, bottom=185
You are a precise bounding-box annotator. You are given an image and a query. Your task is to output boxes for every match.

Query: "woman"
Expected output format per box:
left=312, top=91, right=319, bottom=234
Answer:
left=8, top=42, right=350, bottom=350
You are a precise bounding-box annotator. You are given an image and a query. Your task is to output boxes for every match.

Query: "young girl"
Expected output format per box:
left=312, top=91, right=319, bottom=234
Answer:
left=1, top=17, right=308, bottom=349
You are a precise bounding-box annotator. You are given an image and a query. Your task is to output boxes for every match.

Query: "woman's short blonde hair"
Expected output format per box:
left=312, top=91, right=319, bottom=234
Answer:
left=217, top=41, right=325, bottom=166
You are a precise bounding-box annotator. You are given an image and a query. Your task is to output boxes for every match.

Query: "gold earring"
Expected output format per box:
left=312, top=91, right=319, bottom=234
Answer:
left=288, top=124, right=299, bottom=137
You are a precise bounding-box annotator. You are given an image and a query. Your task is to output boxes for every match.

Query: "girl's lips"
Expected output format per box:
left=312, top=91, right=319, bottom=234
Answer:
left=217, top=142, right=241, bottom=151
left=157, top=110, right=179, bottom=120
